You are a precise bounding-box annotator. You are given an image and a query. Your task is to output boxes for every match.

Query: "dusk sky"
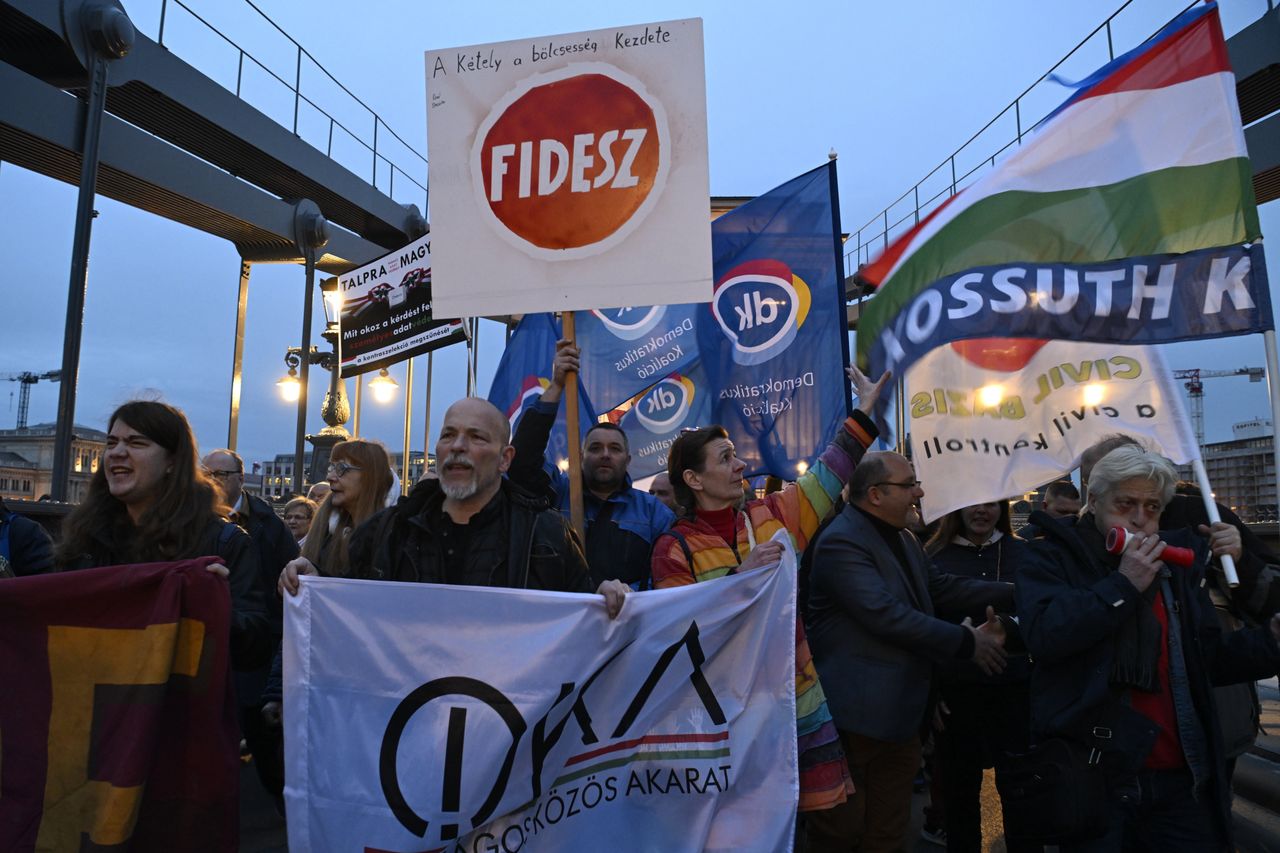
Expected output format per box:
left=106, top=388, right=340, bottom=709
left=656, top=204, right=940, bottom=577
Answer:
left=4, top=0, right=1277, bottom=474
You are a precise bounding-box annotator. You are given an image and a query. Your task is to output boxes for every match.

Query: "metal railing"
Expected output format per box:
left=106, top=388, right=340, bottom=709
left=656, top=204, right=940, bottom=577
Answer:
left=844, top=0, right=1199, bottom=280
left=155, top=0, right=428, bottom=208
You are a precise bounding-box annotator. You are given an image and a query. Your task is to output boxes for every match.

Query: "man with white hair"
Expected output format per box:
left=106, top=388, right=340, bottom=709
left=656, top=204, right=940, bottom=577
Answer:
left=346, top=397, right=628, bottom=616
left=1017, top=444, right=1280, bottom=850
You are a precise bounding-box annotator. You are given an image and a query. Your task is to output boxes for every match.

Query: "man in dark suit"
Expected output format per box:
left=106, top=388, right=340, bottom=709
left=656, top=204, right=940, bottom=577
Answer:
left=805, top=451, right=1015, bottom=852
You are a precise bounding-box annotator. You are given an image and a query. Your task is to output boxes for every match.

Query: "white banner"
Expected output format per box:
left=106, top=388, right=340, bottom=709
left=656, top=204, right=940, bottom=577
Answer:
left=283, top=547, right=798, bottom=852
left=906, top=339, right=1199, bottom=522
left=425, top=19, right=712, bottom=318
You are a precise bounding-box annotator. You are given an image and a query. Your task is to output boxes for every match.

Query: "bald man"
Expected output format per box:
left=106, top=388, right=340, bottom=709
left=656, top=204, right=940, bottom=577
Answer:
left=648, top=472, right=677, bottom=512
left=343, top=398, right=628, bottom=616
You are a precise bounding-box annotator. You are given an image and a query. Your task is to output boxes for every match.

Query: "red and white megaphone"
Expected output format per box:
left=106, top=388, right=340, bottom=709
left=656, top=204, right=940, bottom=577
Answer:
left=1105, top=527, right=1195, bottom=568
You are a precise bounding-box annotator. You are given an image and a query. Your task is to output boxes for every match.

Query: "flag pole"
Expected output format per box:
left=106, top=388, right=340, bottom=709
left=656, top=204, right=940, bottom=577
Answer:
left=401, top=358, right=414, bottom=496
left=563, top=311, right=586, bottom=542
left=894, top=377, right=906, bottom=454
left=1190, top=457, right=1239, bottom=588
left=1264, top=330, right=1280, bottom=527
left=422, top=351, right=434, bottom=475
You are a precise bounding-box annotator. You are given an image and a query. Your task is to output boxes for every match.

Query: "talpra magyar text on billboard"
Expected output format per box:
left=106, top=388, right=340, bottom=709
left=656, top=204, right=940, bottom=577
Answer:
left=425, top=19, right=713, bottom=319
left=335, top=233, right=466, bottom=377
left=906, top=338, right=1199, bottom=522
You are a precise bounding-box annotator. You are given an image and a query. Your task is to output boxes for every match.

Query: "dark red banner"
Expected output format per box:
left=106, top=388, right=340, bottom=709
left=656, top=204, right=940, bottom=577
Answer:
left=0, top=560, right=240, bottom=852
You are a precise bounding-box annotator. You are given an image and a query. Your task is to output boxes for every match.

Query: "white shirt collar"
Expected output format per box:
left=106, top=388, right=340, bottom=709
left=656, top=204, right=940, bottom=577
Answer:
left=951, top=529, right=1003, bottom=549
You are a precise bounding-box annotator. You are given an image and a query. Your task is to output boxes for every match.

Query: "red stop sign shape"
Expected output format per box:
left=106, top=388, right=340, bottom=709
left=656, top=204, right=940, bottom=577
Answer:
left=949, top=338, right=1049, bottom=371
left=473, top=65, right=668, bottom=257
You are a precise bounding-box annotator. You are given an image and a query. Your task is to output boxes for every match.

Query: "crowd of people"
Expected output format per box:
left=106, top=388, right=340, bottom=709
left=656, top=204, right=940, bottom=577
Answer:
left=5, top=342, right=1280, bottom=853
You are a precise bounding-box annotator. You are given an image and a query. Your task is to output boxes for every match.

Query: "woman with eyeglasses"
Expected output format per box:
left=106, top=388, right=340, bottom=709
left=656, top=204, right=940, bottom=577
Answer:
left=262, top=439, right=395, bottom=737
left=55, top=400, right=271, bottom=669
left=924, top=501, right=1035, bottom=853
left=652, top=366, right=888, bottom=821
left=282, top=497, right=317, bottom=546
left=278, top=439, right=395, bottom=584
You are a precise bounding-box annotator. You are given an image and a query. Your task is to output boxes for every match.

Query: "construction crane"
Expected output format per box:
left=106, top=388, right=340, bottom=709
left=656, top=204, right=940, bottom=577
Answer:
left=3, top=370, right=61, bottom=430
left=1171, top=367, right=1265, bottom=447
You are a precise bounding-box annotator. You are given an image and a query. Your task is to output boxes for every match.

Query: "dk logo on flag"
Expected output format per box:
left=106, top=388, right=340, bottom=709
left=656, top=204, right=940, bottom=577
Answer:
left=712, top=259, right=811, bottom=366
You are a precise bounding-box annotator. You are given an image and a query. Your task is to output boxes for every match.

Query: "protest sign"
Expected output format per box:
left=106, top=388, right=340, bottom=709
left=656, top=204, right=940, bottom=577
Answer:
left=336, top=234, right=467, bottom=377
left=426, top=19, right=712, bottom=318
left=0, top=561, right=239, bottom=852
left=907, top=339, right=1198, bottom=521
left=283, top=553, right=798, bottom=852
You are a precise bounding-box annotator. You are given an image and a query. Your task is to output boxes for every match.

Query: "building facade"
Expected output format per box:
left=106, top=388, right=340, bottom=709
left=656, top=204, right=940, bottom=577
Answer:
left=256, top=449, right=435, bottom=500
left=259, top=451, right=313, bottom=501
left=1178, top=419, right=1278, bottom=523
left=0, top=423, right=108, bottom=504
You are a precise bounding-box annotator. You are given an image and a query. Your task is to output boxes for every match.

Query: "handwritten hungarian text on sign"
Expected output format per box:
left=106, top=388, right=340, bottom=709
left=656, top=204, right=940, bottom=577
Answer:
left=426, top=20, right=712, bottom=318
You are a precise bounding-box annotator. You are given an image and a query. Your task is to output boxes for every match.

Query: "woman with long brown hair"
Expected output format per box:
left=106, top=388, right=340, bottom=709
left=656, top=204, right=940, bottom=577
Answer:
left=56, top=400, right=271, bottom=668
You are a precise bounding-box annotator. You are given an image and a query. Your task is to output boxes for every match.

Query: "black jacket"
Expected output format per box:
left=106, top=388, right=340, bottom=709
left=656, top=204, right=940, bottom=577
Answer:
left=1017, top=510, right=1280, bottom=843
left=64, top=518, right=274, bottom=672
left=0, top=501, right=54, bottom=577
left=235, top=492, right=298, bottom=602
left=231, top=493, right=297, bottom=708
left=932, top=534, right=1031, bottom=683
left=349, top=478, right=591, bottom=593
left=807, top=504, right=1014, bottom=741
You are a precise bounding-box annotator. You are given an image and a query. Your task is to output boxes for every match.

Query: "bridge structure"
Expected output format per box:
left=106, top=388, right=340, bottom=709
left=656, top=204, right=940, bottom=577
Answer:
left=0, top=0, right=432, bottom=498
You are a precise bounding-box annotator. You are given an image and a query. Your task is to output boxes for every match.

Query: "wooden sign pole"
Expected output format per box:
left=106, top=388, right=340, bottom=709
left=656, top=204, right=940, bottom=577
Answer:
left=563, top=311, right=586, bottom=543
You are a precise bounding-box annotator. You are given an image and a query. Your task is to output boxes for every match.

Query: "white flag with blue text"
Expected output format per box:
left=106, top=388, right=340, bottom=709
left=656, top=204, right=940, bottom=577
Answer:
left=283, top=550, right=799, bottom=852
left=906, top=339, right=1199, bottom=522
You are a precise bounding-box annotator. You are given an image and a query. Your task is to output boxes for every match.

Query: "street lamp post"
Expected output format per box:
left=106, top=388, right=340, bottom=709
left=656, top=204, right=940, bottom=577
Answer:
left=278, top=277, right=349, bottom=494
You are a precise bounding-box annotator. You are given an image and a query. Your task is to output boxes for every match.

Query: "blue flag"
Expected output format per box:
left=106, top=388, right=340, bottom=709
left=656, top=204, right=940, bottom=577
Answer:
left=694, top=161, right=851, bottom=478
left=617, top=360, right=714, bottom=480
left=486, top=314, right=597, bottom=468
left=574, top=304, right=701, bottom=411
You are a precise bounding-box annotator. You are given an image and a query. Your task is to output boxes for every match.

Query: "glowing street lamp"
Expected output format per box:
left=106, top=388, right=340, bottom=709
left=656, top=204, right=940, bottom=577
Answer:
left=369, top=368, right=399, bottom=404
left=276, top=366, right=301, bottom=402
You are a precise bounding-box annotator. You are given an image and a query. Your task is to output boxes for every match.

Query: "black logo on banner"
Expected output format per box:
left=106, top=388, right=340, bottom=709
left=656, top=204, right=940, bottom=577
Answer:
left=378, top=622, right=725, bottom=841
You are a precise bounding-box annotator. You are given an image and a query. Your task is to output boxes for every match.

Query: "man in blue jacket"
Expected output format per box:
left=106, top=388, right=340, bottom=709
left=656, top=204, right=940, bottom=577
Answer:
left=1018, top=444, right=1280, bottom=850
left=507, top=339, right=674, bottom=590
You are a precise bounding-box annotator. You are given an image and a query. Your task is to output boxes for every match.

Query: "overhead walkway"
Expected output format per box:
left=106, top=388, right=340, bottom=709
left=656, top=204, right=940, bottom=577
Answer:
left=0, top=0, right=427, bottom=270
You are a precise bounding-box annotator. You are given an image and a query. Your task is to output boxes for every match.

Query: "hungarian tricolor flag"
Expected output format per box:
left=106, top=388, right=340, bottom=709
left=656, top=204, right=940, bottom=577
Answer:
left=0, top=561, right=240, bottom=852
left=856, top=0, right=1273, bottom=427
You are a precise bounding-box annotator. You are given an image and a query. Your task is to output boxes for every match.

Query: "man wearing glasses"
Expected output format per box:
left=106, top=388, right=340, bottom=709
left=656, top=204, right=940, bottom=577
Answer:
left=804, top=451, right=1014, bottom=852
